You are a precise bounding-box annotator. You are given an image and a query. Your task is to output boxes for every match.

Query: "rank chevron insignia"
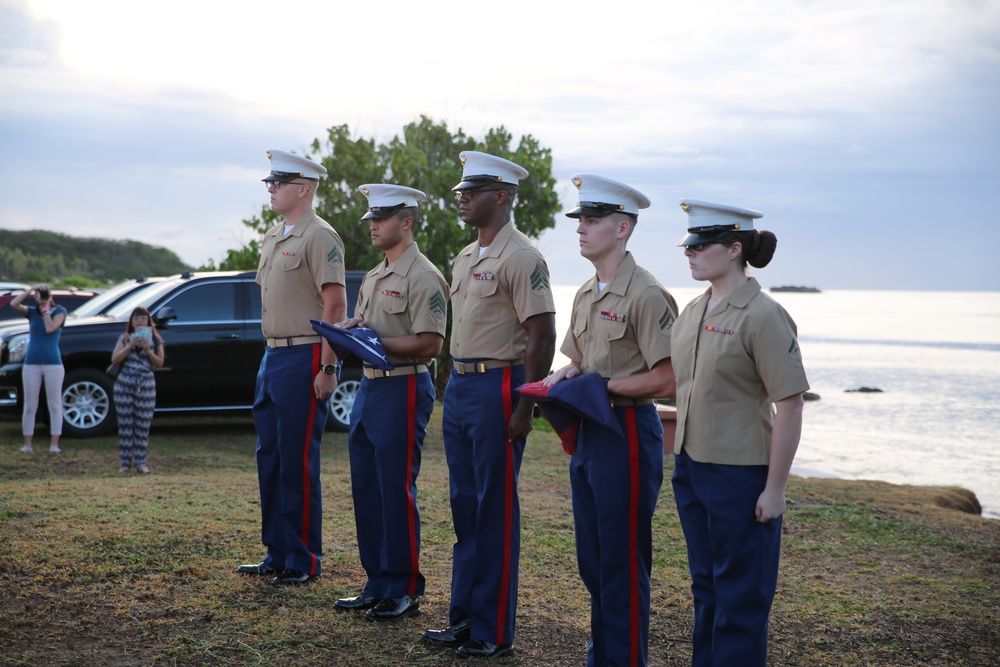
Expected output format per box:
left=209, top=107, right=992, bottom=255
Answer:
left=429, top=290, right=447, bottom=318
left=788, top=337, right=800, bottom=354
left=326, top=246, right=343, bottom=264
left=530, top=263, right=549, bottom=291
left=659, top=305, right=674, bottom=331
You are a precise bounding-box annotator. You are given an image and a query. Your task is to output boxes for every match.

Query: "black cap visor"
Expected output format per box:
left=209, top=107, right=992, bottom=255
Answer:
left=676, top=224, right=743, bottom=247
left=452, top=174, right=510, bottom=191
left=262, top=170, right=318, bottom=184
left=565, top=201, right=634, bottom=219
left=361, top=203, right=409, bottom=221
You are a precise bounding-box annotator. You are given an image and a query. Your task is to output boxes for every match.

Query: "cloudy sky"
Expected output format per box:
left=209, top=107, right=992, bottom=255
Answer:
left=2, top=0, right=998, bottom=291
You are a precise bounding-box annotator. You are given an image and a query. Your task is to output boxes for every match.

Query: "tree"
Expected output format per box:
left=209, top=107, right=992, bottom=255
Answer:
left=210, top=117, right=561, bottom=391
left=210, top=116, right=560, bottom=276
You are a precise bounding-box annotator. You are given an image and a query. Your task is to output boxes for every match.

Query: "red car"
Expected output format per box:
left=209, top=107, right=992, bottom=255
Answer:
left=0, top=288, right=99, bottom=322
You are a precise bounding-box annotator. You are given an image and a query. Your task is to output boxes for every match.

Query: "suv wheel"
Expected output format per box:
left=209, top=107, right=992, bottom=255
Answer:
left=326, top=368, right=361, bottom=432
left=62, top=368, right=116, bottom=438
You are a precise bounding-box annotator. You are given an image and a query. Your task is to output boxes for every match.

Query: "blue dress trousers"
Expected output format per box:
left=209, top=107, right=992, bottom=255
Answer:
left=442, top=362, right=526, bottom=646
left=252, top=343, right=328, bottom=577
left=572, top=403, right=663, bottom=667
left=349, top=370, right=434, bottom=599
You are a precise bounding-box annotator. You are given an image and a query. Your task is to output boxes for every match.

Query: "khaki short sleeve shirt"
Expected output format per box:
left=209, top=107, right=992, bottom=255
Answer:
left=560, top=253, right=677, bottom=381
left=256, top=210, right=346, bottom=338
left=355, top=243, right=449, bottom=365
left=449, top=222, right=556, bottom=360
left=673, top=277, right=809, bottom=465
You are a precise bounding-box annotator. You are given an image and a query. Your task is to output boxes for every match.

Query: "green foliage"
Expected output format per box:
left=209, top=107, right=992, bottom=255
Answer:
left=220, top=116, right=560, bottom=276
left=0, top=230, right=191, bottom=284
left=53, top=274, right=107, bottom=289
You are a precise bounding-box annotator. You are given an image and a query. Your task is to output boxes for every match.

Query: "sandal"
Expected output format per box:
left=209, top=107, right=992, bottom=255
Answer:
left=18, top=446, right=33, bottom=454
left=49, top=446, right=61, bottom=454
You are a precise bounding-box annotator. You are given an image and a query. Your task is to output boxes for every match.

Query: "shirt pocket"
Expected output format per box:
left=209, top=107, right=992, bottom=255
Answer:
left=602, top=320, right=636, bottom=372
left=277, top=255, right=302, bottom=294
left=468, top=279, right=500, bottom=326
left=468, top=278, right=499, bottom=300
left=379, top=295, right=408, bottom=316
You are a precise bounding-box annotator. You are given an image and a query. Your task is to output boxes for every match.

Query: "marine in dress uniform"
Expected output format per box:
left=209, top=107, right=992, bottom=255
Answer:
left=332, top=184, right=449, bottom=622
left=543, top=174, right=677, bottom=667
left=423, top=152, right=556, bottom=659
left=670, top=199, right=809, bottom=667
left=237, top=150, right=347, bottom=585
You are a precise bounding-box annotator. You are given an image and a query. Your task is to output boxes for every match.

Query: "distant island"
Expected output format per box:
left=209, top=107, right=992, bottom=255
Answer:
left=770, top=285, right=821, bottom=293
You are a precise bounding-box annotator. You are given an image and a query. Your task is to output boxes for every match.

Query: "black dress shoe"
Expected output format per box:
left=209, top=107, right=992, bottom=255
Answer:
left=456, top=639, right=513, bottom=659
left=334, top=594, right=381, bottom=611
left=235, top=561, right=283, bottom=576
left=365, top=595, right=420, bottom=621
left=270, top=569, right=315, bottom=586
left=422, top=618, right=472, bottom=645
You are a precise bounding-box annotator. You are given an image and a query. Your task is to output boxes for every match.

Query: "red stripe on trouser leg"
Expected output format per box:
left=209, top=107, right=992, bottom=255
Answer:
left=495, top=366, right=515, bottom=644
left=405, top=374, right=420, bottom=596
left=300, top=345, right=320, bottom=576
left=626, top=408, right=640, bottom=666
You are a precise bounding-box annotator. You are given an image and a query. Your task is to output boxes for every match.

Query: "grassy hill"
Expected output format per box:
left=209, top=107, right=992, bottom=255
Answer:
left=0, top=229, right=191, bottom=286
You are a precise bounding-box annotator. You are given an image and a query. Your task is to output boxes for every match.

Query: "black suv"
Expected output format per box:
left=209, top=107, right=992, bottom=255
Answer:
left=0, top=271, right=365, bottom=437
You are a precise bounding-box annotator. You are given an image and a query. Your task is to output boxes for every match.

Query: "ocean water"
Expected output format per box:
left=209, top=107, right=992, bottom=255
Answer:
left=551, top=286, right=1000, bottom=520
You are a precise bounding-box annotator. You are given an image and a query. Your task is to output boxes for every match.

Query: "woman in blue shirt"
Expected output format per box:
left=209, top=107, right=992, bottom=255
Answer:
left=11, top=284, right=68, bottom=454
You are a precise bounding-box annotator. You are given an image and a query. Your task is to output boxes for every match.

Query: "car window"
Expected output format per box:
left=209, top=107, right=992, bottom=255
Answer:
left=110, top=277, right=206, bottom=319
left=73, top=280, right=159, bottom=318
left=246, top=283, right=262, bottom=320
left=158, top=282, right=238, bottom=322
left=0, top=303, right=26, bottom=321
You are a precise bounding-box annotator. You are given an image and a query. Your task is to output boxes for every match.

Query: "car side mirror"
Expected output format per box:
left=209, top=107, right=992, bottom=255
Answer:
left=153, top=306, right=177, bottom=326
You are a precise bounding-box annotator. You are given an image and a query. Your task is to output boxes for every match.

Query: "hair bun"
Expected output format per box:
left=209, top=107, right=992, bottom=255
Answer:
left=748, top=230, right=777, bottom=268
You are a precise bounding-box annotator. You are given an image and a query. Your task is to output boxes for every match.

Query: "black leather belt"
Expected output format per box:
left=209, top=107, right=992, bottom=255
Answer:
left=452, top=359, right=523, bottom=375
left=609, top=397, right=655, bottom=407
left=266, top=335, right=322, bottom=348
left=363, top=364, right=429, bottom=380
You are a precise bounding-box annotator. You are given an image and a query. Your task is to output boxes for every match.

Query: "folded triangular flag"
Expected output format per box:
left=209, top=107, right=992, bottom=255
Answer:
left=310, top=320, right=395, bottom=371
left=517, top=372, right=622, bottom=455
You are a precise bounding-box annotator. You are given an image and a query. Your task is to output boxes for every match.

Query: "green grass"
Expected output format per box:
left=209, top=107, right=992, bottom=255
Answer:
left=1, top=412, right=998, bottom=666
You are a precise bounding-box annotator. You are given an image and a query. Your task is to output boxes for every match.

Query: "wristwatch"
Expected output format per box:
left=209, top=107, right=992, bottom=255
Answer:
left=321, top=363, right=337, bottom=375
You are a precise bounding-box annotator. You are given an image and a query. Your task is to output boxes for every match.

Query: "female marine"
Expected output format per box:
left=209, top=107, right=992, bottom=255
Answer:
left=671, top=199, right=809, bottom=667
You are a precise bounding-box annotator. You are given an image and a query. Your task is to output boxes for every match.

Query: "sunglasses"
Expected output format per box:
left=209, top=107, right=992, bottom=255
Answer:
left=264, top=181, right=309, bottom=192
left=454, top=188, right=502, bottom=202
left=686, top=242, right=725, bottom=252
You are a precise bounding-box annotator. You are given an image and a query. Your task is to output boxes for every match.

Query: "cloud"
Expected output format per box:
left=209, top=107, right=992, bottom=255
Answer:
left=2, top=0, right=998, bottom=289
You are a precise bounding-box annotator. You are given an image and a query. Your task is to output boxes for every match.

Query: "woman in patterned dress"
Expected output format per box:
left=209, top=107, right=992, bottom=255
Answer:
left=110, top=307, right=165, bottom=474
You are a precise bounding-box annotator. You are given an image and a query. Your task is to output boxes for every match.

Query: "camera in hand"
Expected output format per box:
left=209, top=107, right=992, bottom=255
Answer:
left=38, top=288, right=50, bottom=300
